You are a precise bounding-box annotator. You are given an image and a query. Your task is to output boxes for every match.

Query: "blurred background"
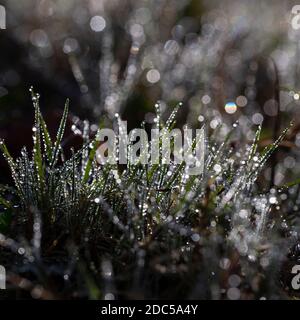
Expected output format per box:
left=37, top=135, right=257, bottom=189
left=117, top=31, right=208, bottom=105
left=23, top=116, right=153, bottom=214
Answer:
left=1, top=0, right=300, bottom=187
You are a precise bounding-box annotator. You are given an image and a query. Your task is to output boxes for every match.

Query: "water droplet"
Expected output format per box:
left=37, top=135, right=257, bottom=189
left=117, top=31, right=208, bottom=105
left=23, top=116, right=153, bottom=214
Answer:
left=18, top=247, right=25, bottom=255
left=225, top=102, right=237, bottom=114
left=90, top=16, right=106, bottom=32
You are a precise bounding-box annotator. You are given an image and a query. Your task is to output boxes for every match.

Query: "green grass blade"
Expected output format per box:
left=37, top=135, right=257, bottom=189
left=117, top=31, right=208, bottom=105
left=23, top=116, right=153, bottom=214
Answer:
left=32, top=92, right=45, bottom=191
left=50, top=99, right=69, bottom=169
left=0, top=140, right=25, bottom=201
left=40, top=113, right=53, bottom=162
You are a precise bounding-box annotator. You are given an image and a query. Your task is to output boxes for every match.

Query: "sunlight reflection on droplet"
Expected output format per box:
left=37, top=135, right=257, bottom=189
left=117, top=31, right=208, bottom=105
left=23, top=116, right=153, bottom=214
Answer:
left=236, top=95, right=247, bottom=107
left=146, top=69, right=160, bottom=84
left=225, top=102, right=237, bottom=114
left=201, top=95, right=211, bottom=104
left=90, top=16, right=106, bottom=32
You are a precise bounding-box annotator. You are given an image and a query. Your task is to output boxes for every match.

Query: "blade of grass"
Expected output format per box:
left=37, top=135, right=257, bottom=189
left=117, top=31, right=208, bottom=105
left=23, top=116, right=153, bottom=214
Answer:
left=50, top=99, right=69, bottom=169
